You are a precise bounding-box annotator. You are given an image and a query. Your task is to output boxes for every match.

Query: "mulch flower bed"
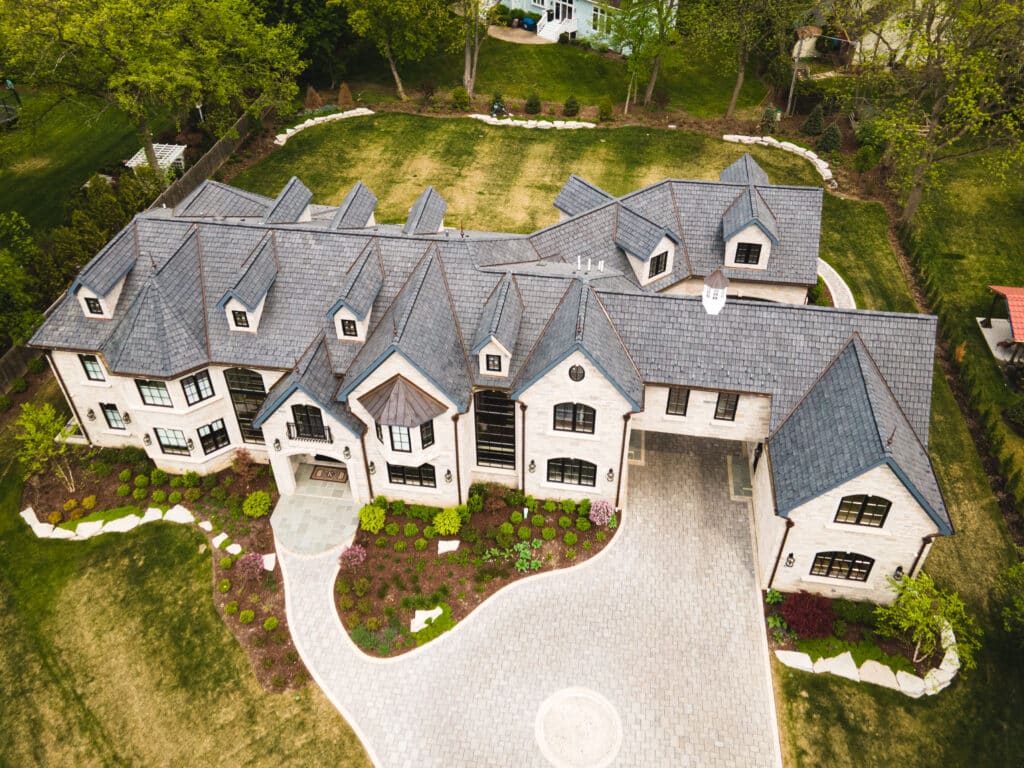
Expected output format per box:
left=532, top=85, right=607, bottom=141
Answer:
left=334, top=483, right=620, bottom=657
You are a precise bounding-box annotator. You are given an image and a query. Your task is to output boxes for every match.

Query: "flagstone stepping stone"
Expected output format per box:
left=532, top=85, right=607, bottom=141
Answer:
left=438, top=540, right=460, bottom=555
left=211, top=532, right=229, bottom=548
left=411, top=607, right=443, bottom=633
left=226, top=543, right=242, bottom=555
left=198, top=520, right=213, bottom=531
left=140, top=508, right=163, bottom=525
left=263, top=553, right=276, bottom=571
left=163, top=505, right=194, bottom=524
left=858, top=660, right=900, bottom=691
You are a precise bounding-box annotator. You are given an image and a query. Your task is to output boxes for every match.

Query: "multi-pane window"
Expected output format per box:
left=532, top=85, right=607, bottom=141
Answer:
left=341, top=319, right=358, bottom=337
left=85, top=297, right=103, bottom=315
left=390, top=425, right=411, bottom=452
left=735, top=243, right=762, bottom=265
left=475, top=390, right=516, bottom=468
left=375, top=422, right=383, bottom=443
left=154, top=427, right=189, bottom=456
left=486, top=354, right=502, bottom=373
left=649, top=251, right=668, bottom=278
left=547, top=458, right=597, bottom=486
left=714, top=392, right=739, bottom=421
left=224, top=367, right=266, bottom=444
left=291, top=404, right=326, bottom=440
left=101, top=403, right=125, bottom=430
left=553, top=402, right=596, bottom=434
left=232, top=310, right=249, bottom=328
left=835, top=495, right=891, bottom=528
left=592, top=4, right=610, bottom=33
left=421, top=420, right=435, bottom=449
left=181, top=370, right=214, bottom=406
left=666, top=387, right=690, bottom=416
left=810, top=551, right=874, bottom=582
left=387, top=463, right=436, bottom=487
left=79, top=354, right=105, bottom=381
left=136, top=379, right=172, bottom=407
left=197, top=419, right=230, bottom=455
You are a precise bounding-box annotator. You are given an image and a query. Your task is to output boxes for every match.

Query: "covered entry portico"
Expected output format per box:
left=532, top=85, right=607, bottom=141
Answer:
left=270, top=451, right=360, bottom=555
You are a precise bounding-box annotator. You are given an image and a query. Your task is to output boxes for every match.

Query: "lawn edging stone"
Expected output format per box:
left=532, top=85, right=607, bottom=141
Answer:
left=19, top=503, right=199, bottom=540
left=274, top=107, right=375, bottom=146
left=468, top=113, right=596, bottom=130
left=723, top=133, right=835, bottom=185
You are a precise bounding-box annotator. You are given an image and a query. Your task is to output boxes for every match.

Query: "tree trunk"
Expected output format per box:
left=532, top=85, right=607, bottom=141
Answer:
left=624, top=74, right=634, bottom=115
left=383, top=42, right=407, bottom=101
left=726, top=49, right=747, bottom=118
left=643, top=54, right=661, bottom=106
left=900, top=161, right=930, bottom=226
left=139, top=114, right=167, bottom=187
left=463, top=5, right=481, bottom=98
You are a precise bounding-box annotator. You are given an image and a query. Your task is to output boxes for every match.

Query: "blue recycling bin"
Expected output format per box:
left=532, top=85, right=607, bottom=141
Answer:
left=522, top=16, right=537, bottom=32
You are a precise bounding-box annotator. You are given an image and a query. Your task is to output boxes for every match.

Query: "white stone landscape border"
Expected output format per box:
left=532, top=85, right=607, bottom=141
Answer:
left=774, top=622, right=960, bottom=698
left=274, top=108, right=375, bottom=146
left=468, top=113, right=596, bottom=130
left=723, top=134, right=835, bottom=185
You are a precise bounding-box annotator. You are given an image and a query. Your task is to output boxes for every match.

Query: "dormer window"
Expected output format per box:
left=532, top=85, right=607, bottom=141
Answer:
left=85, top=297, right=103, bottom=315
left=232, top=311, right=249, bottom=328
left=735, top=243, right=761, bottom=265
left=341, top=319, right=358, bottom=337
left=649, top=251, right=668, bottom=278
left=486, top=355, right=502, bottom=373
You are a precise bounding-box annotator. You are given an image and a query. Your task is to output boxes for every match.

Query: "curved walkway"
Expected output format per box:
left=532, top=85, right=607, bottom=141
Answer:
left=818, top=258, right=857, bottom=309
left=278, top=435, right=781, bottom=767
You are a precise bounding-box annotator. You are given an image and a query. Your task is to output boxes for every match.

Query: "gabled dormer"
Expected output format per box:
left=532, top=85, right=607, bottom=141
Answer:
left=218, top=233, right=278, bottom=334
left=70, top=225, right=137, bottom=319
left=722, top=185, right=779, bottom=271
left=403, top=187, right=447, bottom=235
left=265, top=176, right=313, bottom=224
left=472, top=273, right=522, bottom=378
left=553, top=174, right=614, bottom=220
left=614, top=204, right=681, bottom=287
left=331, top=181, right=378, bottom=230
left=327, top=240, right=383, bottom=341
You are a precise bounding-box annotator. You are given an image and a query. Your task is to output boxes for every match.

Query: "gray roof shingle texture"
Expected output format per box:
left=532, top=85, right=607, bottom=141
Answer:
left=472, top=272, right=523, bottom=354
left=174, top=180, right=273, bottom=218
left=332, top=181, right=378, bottom=230
left=222, top=233, right=278, bottom=310
left=721, top=186, right=780, bottom=243
left=333, top=239, right=383, bottom=320
left=403, top=187, right=447, bottom=235
left=719, top=153, right=771, bottom=186
left=70, top=224, right=138, bottom=297
left=614, top=204, right=677, bottom=261
left=554, top=174, right=614, bottom=216
left=265, top=177, right=313, bottom=224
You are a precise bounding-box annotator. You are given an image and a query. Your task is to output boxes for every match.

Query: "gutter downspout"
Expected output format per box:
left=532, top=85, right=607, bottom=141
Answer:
left=47, top=352, right=91, bottom=444
left=615, top=413, right=630, bottom=508
left=359, top=431, right=374, bottom=500
left=452, top=414, right=462, bottom=505
left=519, top=403, right=528, bottom=491
left=909, top=533, right=939, bottom=578
left=767, top=518, right=796, bottom=590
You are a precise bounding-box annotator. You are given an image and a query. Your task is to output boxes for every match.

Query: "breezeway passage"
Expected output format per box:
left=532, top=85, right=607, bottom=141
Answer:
left=277, top=434, right=781, bottom=767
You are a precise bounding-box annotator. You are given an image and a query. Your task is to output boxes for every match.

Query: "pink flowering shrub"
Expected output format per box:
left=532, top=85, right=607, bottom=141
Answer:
left=338, top=544, right=367, bottom=570
left=236, top=551, right=264, bottom=582
left=589, top=499, right=615, bottom=527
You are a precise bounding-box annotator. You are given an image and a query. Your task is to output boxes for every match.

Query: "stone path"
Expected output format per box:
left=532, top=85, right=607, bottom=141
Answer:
left=277, top=434, right=781, bottom=767
left=271, top=464, right=358, bottom=555
left=818, top=257, right=857, bottom=309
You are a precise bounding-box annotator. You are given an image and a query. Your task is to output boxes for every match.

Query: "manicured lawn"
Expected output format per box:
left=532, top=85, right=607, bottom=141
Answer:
left=0, top=92, right=141, bottom=230
left=345, top=37, right=766, bottom=118
left=0, top=383, right=371, bottom=767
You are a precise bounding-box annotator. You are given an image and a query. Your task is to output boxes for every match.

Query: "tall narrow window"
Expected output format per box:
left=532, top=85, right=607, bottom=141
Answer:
left=475, top=390, right=516, bottom=468
left=810, top=551, right=874, bottom=582
left=136, top=379, right=172, bottom=407
left=649, top=251, right=668, bottom=278
left=666, top=387, right=689, bottom=416
left=714, top=392, right=739, bottom=421
left=547, top=458, right=597, bottom=486
left=154, top=427, right=189, bottom=455
left=375, top=422, right=383, bottom=443
left=553, top=403, right=595, bottom=434
left=224, top=368, right=266, bottom=444
left=85, top=297, right=103, bottom=315
left=735, top=243, right=762, bottom=265
left=232, top=310, right=249, bottom=328
left=420, top=420, right=435, bottom=449
left=835, top=495, right=891, bottom=528
left=181, top=370, right=214, bottom=406
left=390, top=425, right=411, bottom=452
left=79, top=354, right=105, bottom=382
left=101, top=403, right=125, bottom=430
left=341, top=319, right=358, bottom=337
left=197, top=419, right=230, bottom=454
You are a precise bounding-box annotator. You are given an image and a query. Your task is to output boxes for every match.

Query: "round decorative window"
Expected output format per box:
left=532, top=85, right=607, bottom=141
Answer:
left=568, top=365, right=585, bottom=382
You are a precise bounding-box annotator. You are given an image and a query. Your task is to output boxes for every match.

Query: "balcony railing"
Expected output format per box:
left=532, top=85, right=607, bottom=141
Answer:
left=287, top=422, right=333, bottom=444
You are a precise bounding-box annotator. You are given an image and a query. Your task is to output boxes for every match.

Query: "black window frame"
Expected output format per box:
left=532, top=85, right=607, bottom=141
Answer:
left=475, top=390, right=516, bottom=468
left=648, top=250, right=668, bottom=278
left=387, top=463, right=436, bottom=487
left=421, top=420, right=435, bottom=449
left=810, top=551, right=875, bottom=582
left=224, top=367, right=266, bottom=445
left=136, top=379, right=173, bottom=408
left=197, top=418, right=230, bottom=455
left=553, top=402, right=596, bottom=434
left=181, top=370, right=214, bottom=406
left=232, top=310, right=250, bottom=328
left=546, top=457, right=597, bottom=487
left=485, top=354, right=502, bottom=373
left=154, top=427, right=189, bottom=456
left=341, top=319, right=358, bottom=337
left=79, top=354, right=105, bottom=382
left=100, top=403, right=125, bottom=430
left=375, top=422, right=383, bottom=443
left=291, top=404, right=326, bottom=440
left=714, top=392, right=739, bottom=421
left=85, top=297, right=103, bottom=315
left=734, top=243, right=762, bottom=265
left=834, top=495, right=891, bottom=528
left=666, top=387, right=689, bottom=416
left=390, top=425, right=411, bottom=452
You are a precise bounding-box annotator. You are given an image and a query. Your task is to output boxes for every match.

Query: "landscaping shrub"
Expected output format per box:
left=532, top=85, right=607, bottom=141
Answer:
left=578, top=498, right=590, bottom=515
left=833, top=598, right=877, bottom=627
left=0, top=395, right=10, bottom=411
left=531, top=514, right=544, bottom=527
left=134, top=475, right=149, bottom=488
left=596, top=531, right=606, bottom=542
left=544, top=500, right=557, bottom=514
left=118, top=469, right=132, bottom=483
left=239, top=610, right=255, bottom=624
left=150, top=468, right=168, bottom=486
left=560, top=499, right=576, bottom=515
left=184, top=488, right=202, bottom=502
left=263, top=617, right=279, bottom=631
left=27, top=357, right=46, bottom=375
left=524, top=495, right=537, bottom=513
left=220, top=556, right=234, bottom=569
left=517, top=525, right=531, bottom=540
left=81, top=495, right=97, bottom=510
left=209, top=486, right=228, bottom=503
left=151, top=490, right=167, bottom=503
left=225, top=601, right=239, bottom=615
left=564, top=532, right=578, bottom=546
left=575, top=517, right=591, bottom=532
left=231, top=448, right=260, bottom=483
left=558, top=516, right=572, bottom=529
left=589, top=499, right=614, bottom=526
left=391, top=499, right=406, bottom=517
left=468, top=482, right=488, bottom=500
left=451, top=86, right=470, bottom=111
left=462, top=526, right=479, bottom=544
left=242, top=490, right=271, bottom=518
left=423, top=525, right=436, bottom=539
left=759, top=105, right=779, bottom=134
left=69, top=507, right=85, bottom=521
left=414, top=538, right=428, bottom=551
left=385, top=522, right=400, bottom=536
left=132, top=488, right=147, bottom=501
left=182, top=470, right=201, bottom=488
left=353, top=577, right=371, bottom=597
left=467, top=494, right=484, bottom=514
left=833, top=619, right=848, bottom=639
left=394, top=540, right=408, bottom=552
left=9, top=377, right=27, bottom=394
left=565, top=547, right=577, bottom=559
left=413, top=602, right=455, bottom=646
left=359, top=504, right=386, bottom=534
left=525, top=92, right=541, bottom=114
left=499, top=522, right=514, bottom=535
left=433, top=507, right=462, bottom=536
left=375, top=536, right=388, bottom=548
left=47, top=511, right=62, bottom=525
left=218, top=578, right=232, bottom=593
left=496, top=531, right=514, bottom=548
left=168, top=491, right=182, bottom=505
left=117, top=484, right=131, bottom=497
left=87, top=460, right=112, bottom=478
left=780, top=592, right=835, bottom=638
left=817, top=122, right=841, bottom=153
left=169, top=476, right=182, bottom=488
left=854, top=145, right=882, bottom=172
left=542, top=527, right=556, bottom=541
left=202, top=474, right=218, bottom=490
left=598, top=97, right=613, bottom=121
left=237, top=552, right=264, bottom=582
left=63, top=499, right=78, bottom=512
left=995, top=562, right=1024, bottom=646
left=802, top=103, right=824, bottom=135
left=510, top=510, right=523, bottom=525
left=404, top=522, right=419, bottom=537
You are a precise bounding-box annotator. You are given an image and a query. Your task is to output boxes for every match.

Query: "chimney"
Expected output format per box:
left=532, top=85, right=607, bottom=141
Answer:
left=702, top=269, right=729, bottom=315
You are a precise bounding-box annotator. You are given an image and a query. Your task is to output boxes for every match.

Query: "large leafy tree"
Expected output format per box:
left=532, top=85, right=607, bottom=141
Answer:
left=255, top=0, right=356, bottom=85
left=607, top=0, right=679, bottom=109
left=453, top=0, right=489, bottom=98
left=0, top=0, right=302, bottom=177
left=0, top=213, right=43, bottom=351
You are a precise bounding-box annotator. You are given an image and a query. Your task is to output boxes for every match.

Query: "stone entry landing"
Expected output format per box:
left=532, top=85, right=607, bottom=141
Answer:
left=270, top=464, right=357, bottom=555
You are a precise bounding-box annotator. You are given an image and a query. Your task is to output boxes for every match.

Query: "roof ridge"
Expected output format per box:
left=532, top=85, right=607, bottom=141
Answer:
left=575, top=280, right=587, bottom=342
left=768, top=335, right=859, bottom=440
left=512, top=280, right=577, bottom=392
left=195, top=227, right=212, bottom=359
left=848, top=338, right=888, bottom=456
left=667, top=182, right=693, bottom=274
left=394, top=244, right=437, bottom=342
left=587, top=285, right=644, bottom=382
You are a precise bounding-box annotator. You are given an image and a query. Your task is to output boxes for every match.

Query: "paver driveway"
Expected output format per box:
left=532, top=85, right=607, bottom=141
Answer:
left=277, top=433, right=781, bottom=767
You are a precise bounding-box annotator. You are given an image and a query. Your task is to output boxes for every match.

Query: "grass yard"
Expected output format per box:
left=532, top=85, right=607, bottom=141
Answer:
left=344, top=38, right=766, bottom=118
left=0, top=93, right=141, bottom=230
left=0, top=382, right=371, bottom=767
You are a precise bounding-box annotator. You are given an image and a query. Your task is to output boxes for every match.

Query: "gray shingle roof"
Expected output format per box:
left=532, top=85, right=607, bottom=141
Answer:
left=614, top=204, right=680, bottom=261
left=173, top=180, right=274, bottom=218
left=471, top=272, right=523, bottom=354
left=69, top=223, right=137, bottom=297
left=769, top=336, right=950, bottom=533
left=331, top=181, right=378, bottom=229
left=265, top=177, right=313, bottom=224
left=719, top=153, right=771, bottom=186
left=722, top=186, right=780, bottom=244
left=219, top=233, right=278, bottom=310
left=403, top=187, right=447, bottom=235
left=554, top=174, right=614, bottom=216
left=327, top=239, right=383, bottom=321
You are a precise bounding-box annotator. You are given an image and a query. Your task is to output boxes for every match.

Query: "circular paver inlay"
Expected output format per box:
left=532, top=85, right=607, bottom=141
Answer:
left=535, top=687, right=623, bottom=768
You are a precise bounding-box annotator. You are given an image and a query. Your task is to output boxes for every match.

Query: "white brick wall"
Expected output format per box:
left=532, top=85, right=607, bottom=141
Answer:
left=632, top=385, right=771, bottom=443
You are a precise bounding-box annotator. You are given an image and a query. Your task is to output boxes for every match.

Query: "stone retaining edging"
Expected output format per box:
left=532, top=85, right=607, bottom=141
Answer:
left=273, top=108, right=375, bottom=146
left=20, top=504, right=194, bottom=540
left=774, top=622, right=960, bottom=698
left=723, top=134, right=835, bottom=185
left=468, top=113, right=596, bottom=130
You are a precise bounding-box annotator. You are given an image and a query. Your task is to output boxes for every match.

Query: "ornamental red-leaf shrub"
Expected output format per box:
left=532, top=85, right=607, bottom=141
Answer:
left=236, top=551, right=264, bottom=582
left=779, top=592, right=835, bottom=638
left=338, top=544, right=367, bottom=570
left=589, top=499, right=615, bottom=527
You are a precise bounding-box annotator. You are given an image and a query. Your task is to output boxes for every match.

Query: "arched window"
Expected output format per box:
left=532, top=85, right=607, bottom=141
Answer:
left=289, top=404, right=330, bottom=442
left=834, top=495, right=891, bottom=528
left=553, top=402, right=595, bottom=434
left=810, top=551, right=874, bottom=582
left=547, top=458, right=597, bottom=487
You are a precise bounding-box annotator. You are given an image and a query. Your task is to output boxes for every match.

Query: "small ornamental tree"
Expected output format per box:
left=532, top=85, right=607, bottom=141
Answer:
left=433, top=507, right=462, bottom=536
left=15, top=402, right=76, bottom=491
left=589, top=499, right=615, bottom=526
left=524, top=92, right=541, bottom=114
left=359, top=504, right=386, bottom=534
left=817, top=121, right=842, bottom=153
left=802, top=103, right=824, bottom=135
left=875, top=573, right=981, bottom=671
left=994, top=562, right=1024, bottom=646
left=563, top=94, right=580, bottom=117
left=759, top=105, right=779, bottom=135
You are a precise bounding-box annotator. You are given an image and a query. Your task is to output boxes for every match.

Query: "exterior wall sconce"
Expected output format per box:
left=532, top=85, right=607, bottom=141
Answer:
left=894, top=566, right=904, bottom=581
left=444, top=469, right=453, bottom=484
left=343, top=446, right=351, bottom=460
left=368, top=461, right=376, bottom=475
left=606, top=468, right=614, bottom=482
left=273, top=438, right=281, bottom=451
left=528, top=460, right=536, bottom=473
left=142, top=434, right=151, bottom=446
left=122, top=411, right=131, bottom=424
left=86, top=409, right=96, bottom=421
left=186, top=438, right=194, bottom=452
left=784, top=553, right=795, bottom=568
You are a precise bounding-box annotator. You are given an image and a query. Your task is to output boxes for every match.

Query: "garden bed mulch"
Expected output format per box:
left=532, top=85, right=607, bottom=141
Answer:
left=334, top=484, right=620, bottom=657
